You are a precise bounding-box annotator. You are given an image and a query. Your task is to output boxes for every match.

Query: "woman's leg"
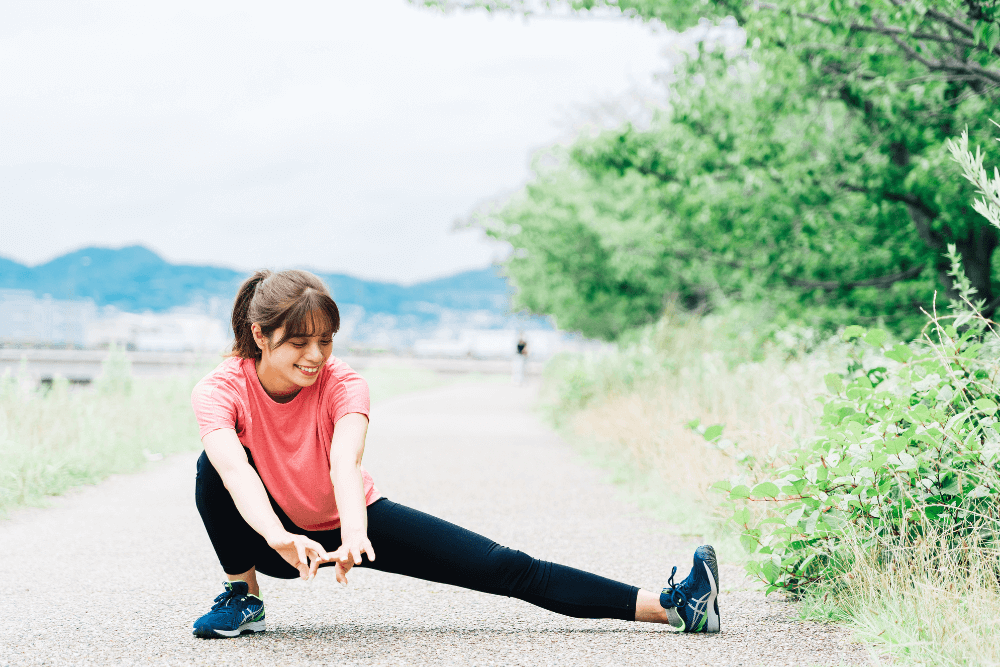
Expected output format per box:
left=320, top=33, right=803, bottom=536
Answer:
left=196, top=458, right=671, bottom=624
left=194, top=450, right=301, bottom=582
left=357, top=498, right=656, bottom=622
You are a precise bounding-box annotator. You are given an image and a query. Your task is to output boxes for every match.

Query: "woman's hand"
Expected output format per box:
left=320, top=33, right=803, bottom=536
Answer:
left=265, top=530, right=331, bottom=580
left=325, top=532, right=376, bottom=586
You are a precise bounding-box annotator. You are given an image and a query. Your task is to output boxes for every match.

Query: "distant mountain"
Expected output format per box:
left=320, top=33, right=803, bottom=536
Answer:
left=0, top=246, right=514, bottom=316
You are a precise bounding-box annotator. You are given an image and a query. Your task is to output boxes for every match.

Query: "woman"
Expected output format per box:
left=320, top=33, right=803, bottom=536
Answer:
left=190, top=269, right=720, bottom=639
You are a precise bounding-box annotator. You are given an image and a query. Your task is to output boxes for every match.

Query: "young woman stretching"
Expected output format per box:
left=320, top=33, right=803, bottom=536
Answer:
left=190, top=269, right=721, bottom=638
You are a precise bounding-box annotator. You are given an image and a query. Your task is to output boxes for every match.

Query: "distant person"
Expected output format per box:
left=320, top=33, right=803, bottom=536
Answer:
left=512, top=335, right=528, bottom=385
left=188, top=269, right=720, bottom=639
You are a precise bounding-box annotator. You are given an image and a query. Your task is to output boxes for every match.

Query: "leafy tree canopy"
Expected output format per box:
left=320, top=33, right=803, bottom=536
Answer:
left=424, top=0, right=1000, bottom=340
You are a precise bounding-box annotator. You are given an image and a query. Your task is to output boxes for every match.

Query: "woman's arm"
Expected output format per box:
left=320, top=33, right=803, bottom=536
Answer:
left=203, top=428, right=330, bottom=579
left=328, top=413, right=376, bottom=580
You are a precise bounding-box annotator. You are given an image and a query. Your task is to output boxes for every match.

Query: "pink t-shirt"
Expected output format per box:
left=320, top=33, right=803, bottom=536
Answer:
left=191, top=355, right=380, bottom=531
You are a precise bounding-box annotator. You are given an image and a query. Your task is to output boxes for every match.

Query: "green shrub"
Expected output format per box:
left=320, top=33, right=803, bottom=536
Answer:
left=704, top=126, right=1000, bottom=593
left=705, top=309, right=1000, bottom=592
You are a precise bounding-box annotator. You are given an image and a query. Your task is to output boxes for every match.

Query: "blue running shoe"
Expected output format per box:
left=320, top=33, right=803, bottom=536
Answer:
left=660, top=545, right=720, bottom=633
left=192, top=581, right=265, bottom=638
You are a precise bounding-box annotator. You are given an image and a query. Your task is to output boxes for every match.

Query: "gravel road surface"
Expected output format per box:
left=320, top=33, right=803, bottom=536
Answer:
left=0, top=380, right=869, bottom=666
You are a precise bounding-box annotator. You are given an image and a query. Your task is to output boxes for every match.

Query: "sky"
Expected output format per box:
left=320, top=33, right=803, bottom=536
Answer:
left=0, top=0, right=676, bottom=283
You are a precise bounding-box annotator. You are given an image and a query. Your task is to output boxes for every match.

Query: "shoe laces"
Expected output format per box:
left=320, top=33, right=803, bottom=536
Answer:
left=662, top=566, right=688, bottom=609
left=210, top=586, right=243, bottom=611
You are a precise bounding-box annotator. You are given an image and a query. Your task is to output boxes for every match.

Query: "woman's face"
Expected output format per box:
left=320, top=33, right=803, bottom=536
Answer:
left=252, top=315, right=333, bottom=397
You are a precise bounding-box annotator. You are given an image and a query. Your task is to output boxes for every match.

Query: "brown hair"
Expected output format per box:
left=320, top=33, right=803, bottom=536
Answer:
left=229, top=270, right=340, bottom=359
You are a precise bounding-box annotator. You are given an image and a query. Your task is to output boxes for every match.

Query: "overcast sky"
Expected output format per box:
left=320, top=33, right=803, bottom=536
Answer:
left=0, top=0, right=678, bottom=283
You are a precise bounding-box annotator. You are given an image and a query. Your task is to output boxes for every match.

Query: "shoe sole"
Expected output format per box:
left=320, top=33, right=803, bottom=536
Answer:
left=695, top=545, right=720, bottom=633
left=194, top=619, right=266, bottom=639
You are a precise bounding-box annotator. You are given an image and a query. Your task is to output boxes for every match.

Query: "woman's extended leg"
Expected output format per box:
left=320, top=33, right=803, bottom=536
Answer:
left=358, top=498, right=666, bottom=623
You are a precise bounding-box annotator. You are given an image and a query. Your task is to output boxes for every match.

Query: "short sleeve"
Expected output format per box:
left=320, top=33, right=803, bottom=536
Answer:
left=325, top=361, right=371, bottom=426
left=191, top=373, right=242, bottom=438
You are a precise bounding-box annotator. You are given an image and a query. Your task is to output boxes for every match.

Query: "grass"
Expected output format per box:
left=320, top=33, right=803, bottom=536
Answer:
left=544, top=311, right=840, bottom=509
left=545, top=312, right=1000, bottom=665
left=0, top=371, right=205, bottom=515
left=799, top=530, right=1000, bottom=667
left=0, top=356, right=458, bottom=517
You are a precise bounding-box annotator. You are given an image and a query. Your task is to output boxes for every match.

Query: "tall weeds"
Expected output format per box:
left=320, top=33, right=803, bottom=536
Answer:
left=545, top=308, right=842, bottom=503
left=816, top=524, right=1000, bottom=666
left=0, top=370, right=205, bottom=515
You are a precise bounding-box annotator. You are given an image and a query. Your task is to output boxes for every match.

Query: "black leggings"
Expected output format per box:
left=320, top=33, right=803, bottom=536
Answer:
left=195, top=450, right=639, bottom=621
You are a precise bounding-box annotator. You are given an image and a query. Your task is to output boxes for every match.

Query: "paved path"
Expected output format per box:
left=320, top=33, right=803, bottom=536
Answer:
left=0, top=381, right=868, bottom=666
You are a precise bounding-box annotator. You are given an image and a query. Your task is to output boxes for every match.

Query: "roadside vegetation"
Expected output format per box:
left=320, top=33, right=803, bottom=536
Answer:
left=0, top=351, right=448, bottom=517
left=536, top=131, right=1000, bottom=665
left=0, top=348, right=205, bottom=515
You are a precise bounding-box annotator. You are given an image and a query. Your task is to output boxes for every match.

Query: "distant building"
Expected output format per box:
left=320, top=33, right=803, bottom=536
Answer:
left=0, top=291, right=600, bottom=359
left=0, top=289, right=97, bottom=347
left=0, top=290, right=229, bottom=352
left=85, top=309, right=230, bottom=353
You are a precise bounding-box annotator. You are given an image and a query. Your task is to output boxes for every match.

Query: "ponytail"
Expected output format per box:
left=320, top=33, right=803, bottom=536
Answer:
left=230, top=270, right=271, bottom=359
left=228, top=269, right=340, bottom=359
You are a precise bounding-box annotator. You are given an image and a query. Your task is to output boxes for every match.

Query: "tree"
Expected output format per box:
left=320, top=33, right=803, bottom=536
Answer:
left=484, top=50, right=938, bottom=338
left=423, top=0, right=1000, bottom=338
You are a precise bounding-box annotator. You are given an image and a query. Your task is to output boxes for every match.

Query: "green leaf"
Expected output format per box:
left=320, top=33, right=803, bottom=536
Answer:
left=703, top=424, right=724, bottom=441
left=961, top=343, right=983, bottom=359
left=761, top=560, right=778, bottom=584
left=785, top=506, right=805, bottom=527
left=986, top=22, right=1000, bottom=53
left=924, top=505, right=947, bottom=520
left=885, top=438, right=909, bottom=454
left=730, top=485, right=751, bottom=500
left=710, top=480, right=732, bottom=493
left=940, top=477, right=961, bottom=495
left=739, top=534, right=757, bottom=553
left=824, top=373, right=843, bottom=394
left=974, top=19, right=988, bottom=45
left=842, top=325, right=865, bottom=341
left=975, top=398, right=998, bottom=415
left=751, top=481, right=781, bottom=498
left=884, top=343, right=913, bottom=363
left=864, top=329, right=889, bottom=348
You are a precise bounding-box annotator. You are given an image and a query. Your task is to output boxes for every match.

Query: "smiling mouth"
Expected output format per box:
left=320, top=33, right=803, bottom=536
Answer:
left=294, top=364, right=319, bottom=376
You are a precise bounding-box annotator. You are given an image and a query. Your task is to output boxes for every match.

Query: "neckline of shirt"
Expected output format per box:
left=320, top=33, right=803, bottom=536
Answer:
left=244, top=356, right=313, bottom=407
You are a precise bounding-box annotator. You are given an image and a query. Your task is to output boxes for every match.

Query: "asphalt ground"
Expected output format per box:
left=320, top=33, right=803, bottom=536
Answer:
left=0, top=380, right=869, bottom=666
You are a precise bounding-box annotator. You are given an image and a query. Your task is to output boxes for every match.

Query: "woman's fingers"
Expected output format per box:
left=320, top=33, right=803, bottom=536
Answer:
left=307, top=549, right=322, bottom=579
left=305, top=538, right=330, bottom=562
left=302, top=538, right=330, bottom=578
left=334, top=563, right=349, bottom=586
left=363, top=539, right=376, bottom=562
left=294, top=540, right=310, bottom=579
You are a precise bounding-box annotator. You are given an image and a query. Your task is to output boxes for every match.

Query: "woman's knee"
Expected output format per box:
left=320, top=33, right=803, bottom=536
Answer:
left=483, top=544, right=544, bottom=597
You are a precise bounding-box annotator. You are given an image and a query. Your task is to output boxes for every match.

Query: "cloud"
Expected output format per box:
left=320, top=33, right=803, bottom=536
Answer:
left=0, top=0, right=668, bottom=281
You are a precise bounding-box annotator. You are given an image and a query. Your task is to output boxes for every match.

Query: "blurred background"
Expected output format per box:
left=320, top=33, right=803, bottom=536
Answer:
left=1, top=0, right=679, bottom=382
